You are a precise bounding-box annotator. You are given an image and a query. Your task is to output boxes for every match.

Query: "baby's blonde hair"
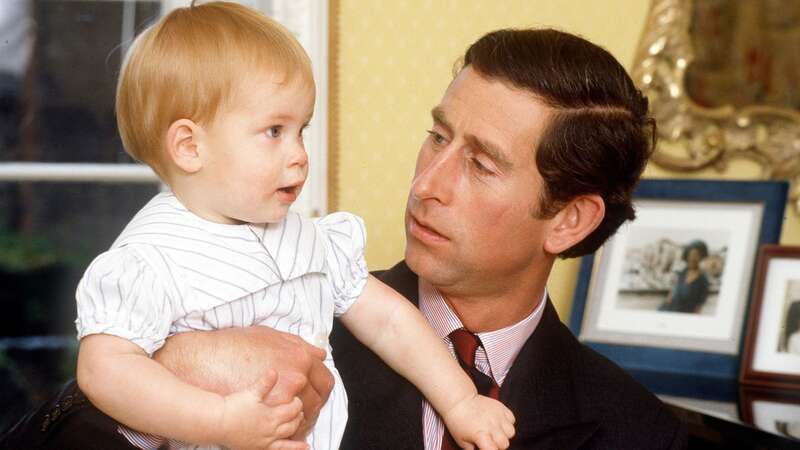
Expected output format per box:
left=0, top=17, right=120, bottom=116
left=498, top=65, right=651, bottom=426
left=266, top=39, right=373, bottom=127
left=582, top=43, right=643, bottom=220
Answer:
left=116, top=1, right=312, bottom=179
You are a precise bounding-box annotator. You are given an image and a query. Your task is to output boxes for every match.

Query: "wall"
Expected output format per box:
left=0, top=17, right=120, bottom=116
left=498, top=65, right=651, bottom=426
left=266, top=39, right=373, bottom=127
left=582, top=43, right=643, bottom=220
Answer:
left=332, top=0, right=800, bottom=319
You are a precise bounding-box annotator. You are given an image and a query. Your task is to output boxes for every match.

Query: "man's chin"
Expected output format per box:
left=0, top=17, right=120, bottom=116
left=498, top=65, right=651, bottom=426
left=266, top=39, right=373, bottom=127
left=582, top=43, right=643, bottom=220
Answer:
left=405, top=241, right=450, bottom=281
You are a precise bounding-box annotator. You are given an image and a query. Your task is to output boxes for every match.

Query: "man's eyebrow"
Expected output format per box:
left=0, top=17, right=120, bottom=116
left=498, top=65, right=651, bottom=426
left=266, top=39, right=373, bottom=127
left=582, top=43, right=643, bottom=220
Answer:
left=465, top=134, right=513, bottom=171
left=431, top=106, right=452, bottom=134
left=431, top=106, right=513, bottom=171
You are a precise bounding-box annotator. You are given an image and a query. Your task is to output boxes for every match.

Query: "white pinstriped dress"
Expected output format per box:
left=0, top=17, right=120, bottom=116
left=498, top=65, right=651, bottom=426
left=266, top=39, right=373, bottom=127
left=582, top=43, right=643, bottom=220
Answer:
left=75, top=192, right=368, bottom=450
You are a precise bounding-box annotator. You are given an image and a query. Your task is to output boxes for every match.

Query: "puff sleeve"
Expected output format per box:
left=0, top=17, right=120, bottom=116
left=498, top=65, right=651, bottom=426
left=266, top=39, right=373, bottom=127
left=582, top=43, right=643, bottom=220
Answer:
left=316, top=212, right=369, bottom=317
left=75, top=247, right=173, bottom=356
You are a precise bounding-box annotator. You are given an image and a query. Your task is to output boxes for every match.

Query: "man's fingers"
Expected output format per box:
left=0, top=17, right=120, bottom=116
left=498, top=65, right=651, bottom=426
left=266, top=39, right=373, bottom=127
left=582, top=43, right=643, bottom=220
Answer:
left=267, top=439, right=309, bottom=450
left=291, top=400, right=315, bottom=440
left=265, top=371, right=307, bottom=406
left=307, top=358, right=334, bottom=403
left=297, top=384, right=321, bottom=415
left=298, top=359, right=331, bottom=425
left=304, top=341, right=326, bottom=361
left=250, top=369, right=278, bottom=400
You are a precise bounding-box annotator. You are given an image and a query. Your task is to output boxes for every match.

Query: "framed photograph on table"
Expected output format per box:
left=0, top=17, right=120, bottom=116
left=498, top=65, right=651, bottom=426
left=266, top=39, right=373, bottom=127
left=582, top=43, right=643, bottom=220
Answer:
left=740, top=246, right=800, bottom=389
left=569, top=179, right=788, bottom=391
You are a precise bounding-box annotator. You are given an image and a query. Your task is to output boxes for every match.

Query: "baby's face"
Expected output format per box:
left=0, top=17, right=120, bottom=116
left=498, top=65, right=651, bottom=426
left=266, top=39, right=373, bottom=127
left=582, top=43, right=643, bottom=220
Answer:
left=195, top=74, right=315, bottom=224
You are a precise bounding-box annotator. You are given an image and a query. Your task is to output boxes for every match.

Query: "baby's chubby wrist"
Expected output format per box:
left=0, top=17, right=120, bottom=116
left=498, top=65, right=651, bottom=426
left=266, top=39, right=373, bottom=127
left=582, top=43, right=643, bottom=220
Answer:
left=440, top=388, right=480, bottom=422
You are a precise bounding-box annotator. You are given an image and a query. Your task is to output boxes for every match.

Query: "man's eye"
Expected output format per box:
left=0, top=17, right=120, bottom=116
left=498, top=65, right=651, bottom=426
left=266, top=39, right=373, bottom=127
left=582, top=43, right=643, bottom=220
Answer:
left=426, top=130, right=446, bottom=145
left=266, top=126, right=282, bottom=138
left=471, top=158, right=493, bottom=174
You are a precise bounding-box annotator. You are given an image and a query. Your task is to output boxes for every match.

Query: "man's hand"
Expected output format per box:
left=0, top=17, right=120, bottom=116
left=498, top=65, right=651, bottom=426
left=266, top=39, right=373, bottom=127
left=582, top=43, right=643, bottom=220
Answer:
left=153, top=326, right=334, bottom=437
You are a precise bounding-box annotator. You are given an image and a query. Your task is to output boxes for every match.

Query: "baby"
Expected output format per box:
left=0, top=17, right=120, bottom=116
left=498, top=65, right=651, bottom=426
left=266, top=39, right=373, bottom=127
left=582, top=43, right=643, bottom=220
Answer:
left=74, top=2, right=515, bottom=450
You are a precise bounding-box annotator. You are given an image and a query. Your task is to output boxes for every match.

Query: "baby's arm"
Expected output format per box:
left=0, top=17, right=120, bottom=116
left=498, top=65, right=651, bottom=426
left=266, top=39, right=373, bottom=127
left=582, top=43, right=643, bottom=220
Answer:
left=77, top=333, right=307, bottom=450
left=339, top=275, right=515, bottom=450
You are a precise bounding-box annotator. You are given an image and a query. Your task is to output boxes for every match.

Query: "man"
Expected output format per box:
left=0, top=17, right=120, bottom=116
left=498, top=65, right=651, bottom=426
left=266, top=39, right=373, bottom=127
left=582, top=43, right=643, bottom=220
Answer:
left=0, top=28, right=684, bottom=450
left=330, top=29, right=684, bottom=449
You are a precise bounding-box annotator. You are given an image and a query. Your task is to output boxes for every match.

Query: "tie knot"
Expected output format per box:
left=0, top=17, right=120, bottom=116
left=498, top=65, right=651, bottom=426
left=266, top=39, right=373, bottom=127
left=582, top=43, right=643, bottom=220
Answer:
left=449, top=328, right=480, bottom=368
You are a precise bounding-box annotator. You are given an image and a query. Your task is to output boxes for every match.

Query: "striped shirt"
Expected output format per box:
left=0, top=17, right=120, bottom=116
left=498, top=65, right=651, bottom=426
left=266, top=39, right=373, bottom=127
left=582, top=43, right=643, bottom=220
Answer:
left=418, top=278, right=546, bottom=450
left=75, top=192, right=368, bottom=450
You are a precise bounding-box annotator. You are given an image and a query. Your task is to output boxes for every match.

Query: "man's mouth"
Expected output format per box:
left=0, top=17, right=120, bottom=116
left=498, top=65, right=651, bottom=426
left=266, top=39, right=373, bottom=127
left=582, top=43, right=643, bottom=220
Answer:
left=408, top=213, right=448, bottom=243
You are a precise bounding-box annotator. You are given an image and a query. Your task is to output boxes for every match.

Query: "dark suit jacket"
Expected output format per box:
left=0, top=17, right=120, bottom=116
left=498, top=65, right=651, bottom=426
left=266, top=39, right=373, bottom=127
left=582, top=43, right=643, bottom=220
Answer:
left=331, top=261, right=687, bottom=450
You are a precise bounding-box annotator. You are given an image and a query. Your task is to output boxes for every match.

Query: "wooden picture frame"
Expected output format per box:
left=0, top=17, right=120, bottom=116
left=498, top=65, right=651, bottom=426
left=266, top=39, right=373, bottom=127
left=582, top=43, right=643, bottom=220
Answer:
left=740, top=245, right=800, bottom=389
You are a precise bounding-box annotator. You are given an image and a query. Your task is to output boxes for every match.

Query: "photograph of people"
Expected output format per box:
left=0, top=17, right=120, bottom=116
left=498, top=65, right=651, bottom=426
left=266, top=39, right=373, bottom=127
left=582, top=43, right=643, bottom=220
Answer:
left=659, top=240, right=710, bottom=314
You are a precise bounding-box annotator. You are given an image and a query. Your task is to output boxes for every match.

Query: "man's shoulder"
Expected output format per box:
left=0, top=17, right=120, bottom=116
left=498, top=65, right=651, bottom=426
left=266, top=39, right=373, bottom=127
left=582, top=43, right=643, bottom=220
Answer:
left=567, top=332, right=686, bottom=448
left=372, top=260, right=419, bottom=303
left=372, top=260, right=415, bottom=284
left=508, top=301, right=684, bottom=449
left=573, top=342, right=664, bottom=409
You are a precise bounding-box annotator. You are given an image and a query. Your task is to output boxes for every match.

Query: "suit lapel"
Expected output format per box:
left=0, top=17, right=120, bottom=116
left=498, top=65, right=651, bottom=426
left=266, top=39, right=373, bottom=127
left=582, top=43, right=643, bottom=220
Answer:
left=501, top=298, right=599, bottom=449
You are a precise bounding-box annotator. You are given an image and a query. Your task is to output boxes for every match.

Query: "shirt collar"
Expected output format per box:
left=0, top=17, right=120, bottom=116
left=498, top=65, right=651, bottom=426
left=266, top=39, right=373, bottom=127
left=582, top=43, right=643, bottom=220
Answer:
left=418, top=277, right=546, bottom=383
left=143, top=192, right=326, bottom=282
left=246, top=212, right=327, bottom=280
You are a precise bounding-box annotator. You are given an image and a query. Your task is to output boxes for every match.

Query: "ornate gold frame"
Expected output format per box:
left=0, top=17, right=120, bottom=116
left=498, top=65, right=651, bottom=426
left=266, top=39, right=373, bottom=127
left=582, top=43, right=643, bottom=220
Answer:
left=632, top=0, right=800, bottom=208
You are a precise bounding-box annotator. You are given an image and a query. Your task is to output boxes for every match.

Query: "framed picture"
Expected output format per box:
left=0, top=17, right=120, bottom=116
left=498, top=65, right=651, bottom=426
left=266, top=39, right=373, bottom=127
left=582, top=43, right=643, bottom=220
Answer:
left=569, top=179, right=788, bottom=383
left=740, top=246, right=800, bottom=389
left=740, top=387, right=800, bottom=441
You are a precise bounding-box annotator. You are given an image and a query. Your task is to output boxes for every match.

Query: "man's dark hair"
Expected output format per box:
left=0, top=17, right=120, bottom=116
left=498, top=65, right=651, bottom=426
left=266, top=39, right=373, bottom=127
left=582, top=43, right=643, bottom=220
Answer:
left=461, top=28, right=655, bottom=258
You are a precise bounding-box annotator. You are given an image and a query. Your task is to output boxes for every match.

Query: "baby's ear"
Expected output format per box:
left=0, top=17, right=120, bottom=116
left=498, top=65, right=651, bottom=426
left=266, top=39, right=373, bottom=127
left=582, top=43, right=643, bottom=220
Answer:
left=166, top=119, right=203, bottom=173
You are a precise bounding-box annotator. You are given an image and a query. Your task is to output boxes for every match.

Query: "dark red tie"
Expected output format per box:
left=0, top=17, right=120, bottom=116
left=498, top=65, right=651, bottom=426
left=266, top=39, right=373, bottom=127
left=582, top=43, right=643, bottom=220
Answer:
left=441, top=328, right=501, bottom=450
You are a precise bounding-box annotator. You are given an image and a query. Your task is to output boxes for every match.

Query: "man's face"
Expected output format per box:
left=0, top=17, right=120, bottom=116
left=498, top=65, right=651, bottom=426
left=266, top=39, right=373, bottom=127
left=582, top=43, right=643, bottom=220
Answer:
left=405, top=67, right=554, bottom=295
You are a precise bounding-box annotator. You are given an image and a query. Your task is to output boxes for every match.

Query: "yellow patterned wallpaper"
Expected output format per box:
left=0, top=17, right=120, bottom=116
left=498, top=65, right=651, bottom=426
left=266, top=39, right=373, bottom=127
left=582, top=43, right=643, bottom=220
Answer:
left=331, top=0, right=800, bottom=319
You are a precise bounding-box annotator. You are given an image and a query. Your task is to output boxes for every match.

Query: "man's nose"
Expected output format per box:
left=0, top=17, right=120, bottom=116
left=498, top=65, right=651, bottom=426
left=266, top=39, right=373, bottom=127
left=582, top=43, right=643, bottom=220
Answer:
left=410, top=147, right=458, bottom=204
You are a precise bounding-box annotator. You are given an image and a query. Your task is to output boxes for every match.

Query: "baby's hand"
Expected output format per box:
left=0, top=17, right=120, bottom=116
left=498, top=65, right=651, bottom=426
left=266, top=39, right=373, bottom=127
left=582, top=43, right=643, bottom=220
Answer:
left=442, top=394, right=515, bottom=450
left=219, top=369, right=309, bottom=450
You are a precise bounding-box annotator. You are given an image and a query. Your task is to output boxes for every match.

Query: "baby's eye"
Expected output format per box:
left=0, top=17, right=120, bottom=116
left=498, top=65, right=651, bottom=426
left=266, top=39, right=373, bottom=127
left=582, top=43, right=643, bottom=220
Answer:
left=266, top=126, right=282, bottom=138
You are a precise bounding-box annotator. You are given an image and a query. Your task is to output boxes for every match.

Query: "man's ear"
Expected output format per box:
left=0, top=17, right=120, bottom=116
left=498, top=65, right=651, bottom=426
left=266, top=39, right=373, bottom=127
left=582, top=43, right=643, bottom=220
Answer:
left=543, top=194, right=605, bottom=255
left=166, top=119, right=203, bottom=174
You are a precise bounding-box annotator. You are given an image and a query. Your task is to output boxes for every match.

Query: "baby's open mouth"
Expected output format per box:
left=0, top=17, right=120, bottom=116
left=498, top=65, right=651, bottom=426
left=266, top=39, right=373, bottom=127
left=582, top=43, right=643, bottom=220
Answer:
left=277, top=182, right=303, bottom=199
